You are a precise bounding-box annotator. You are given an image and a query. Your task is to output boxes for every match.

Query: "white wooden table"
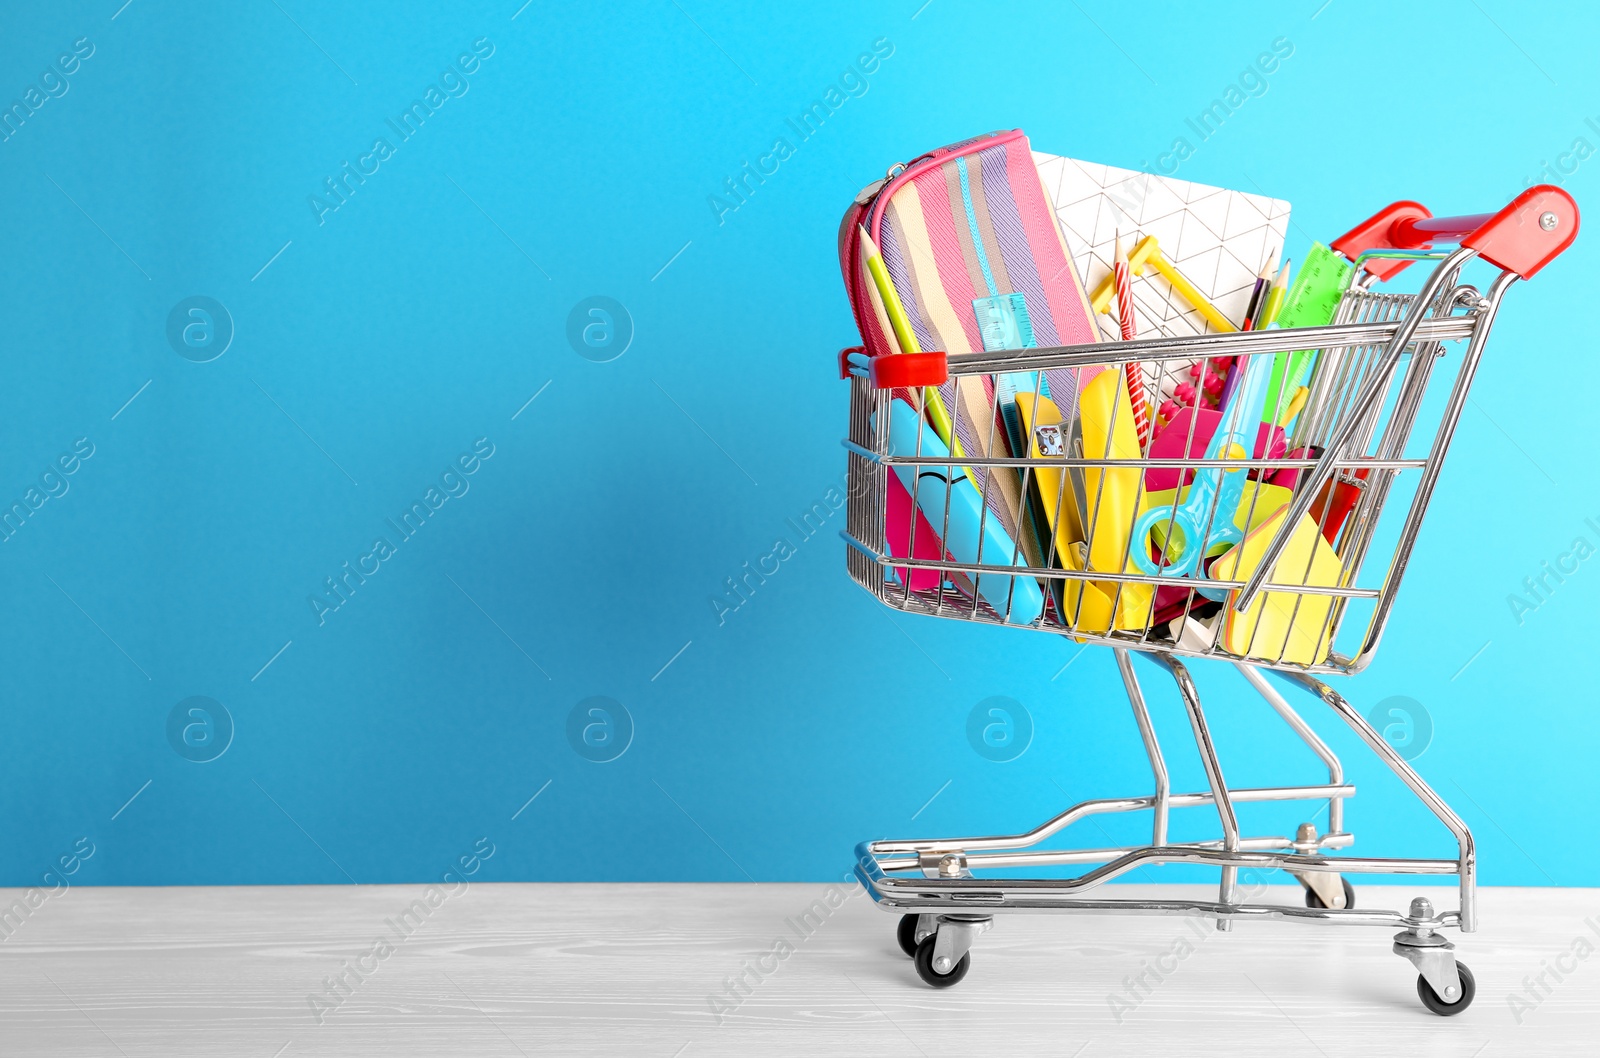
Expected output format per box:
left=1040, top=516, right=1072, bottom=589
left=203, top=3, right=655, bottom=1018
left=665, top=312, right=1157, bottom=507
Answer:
left=0, top=882, right=1594, bottom=1055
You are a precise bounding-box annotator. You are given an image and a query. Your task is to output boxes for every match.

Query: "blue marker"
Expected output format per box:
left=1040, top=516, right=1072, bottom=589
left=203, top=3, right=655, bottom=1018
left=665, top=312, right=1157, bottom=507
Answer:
left=880, top=401, right=1045, bottom=625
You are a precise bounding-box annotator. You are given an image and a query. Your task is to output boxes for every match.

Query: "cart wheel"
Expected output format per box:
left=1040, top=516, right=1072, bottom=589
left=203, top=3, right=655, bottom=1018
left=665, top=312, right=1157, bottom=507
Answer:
left=913, top=934, right=971, bottom=988
left=1304, top=877, right=1356, bottom=910
left=1417, top=961, right=1475, bottom=1015
left=896, top=914, right=922, bottom=958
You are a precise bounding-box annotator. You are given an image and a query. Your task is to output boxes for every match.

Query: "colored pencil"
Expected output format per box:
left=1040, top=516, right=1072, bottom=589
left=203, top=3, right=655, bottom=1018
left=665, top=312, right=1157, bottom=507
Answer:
left=1112, top=234, right=1151, bottom=449
left=859, top=224, right=974, bottom=488
left=1219, top=250, right=1280, bottom=410
left=1240, top=249, right=1280, bottom=332
left=1260, top=257, right=1291, bottom=328
left=859, top=225, right=921, bottom=355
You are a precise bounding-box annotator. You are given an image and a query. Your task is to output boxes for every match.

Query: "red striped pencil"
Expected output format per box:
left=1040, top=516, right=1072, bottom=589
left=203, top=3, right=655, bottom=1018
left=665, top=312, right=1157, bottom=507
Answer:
left=1113, top=234, right=1151, bottom=448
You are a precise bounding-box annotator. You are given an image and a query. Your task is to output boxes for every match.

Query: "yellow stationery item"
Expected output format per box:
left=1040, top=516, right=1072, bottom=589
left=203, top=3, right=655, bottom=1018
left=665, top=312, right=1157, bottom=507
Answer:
left=1089, top=236, right=1160, bottom=314
left=859, top=246, right=904, bottom=358
left=1016, top=375, right=1153, bottom=632
left=1091, top=235, right=1237, bottom=333
left=1210, top=506, right=1341, bottom=666
left=1015, top=392, right=1112, bottom=629
left=858, top=226, right=962, bottom=452
left=1145, top=248, right=1239, bottom=333
left=1013, top=392, right=1083, bottom=538
left=859, top=225, right=918, bottom=355
left=858, top=224, right=976, bottom=503
left=1279, top=385, right=1310, bottom=428
left=1076, top=370, right=1146, bottom=574
left=1144, top=480, right=1293, bottom=555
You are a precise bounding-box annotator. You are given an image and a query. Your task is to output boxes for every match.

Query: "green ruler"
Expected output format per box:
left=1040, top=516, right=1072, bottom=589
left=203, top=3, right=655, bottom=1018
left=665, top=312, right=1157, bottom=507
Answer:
left=1262, top=242, right=1353, bottom=425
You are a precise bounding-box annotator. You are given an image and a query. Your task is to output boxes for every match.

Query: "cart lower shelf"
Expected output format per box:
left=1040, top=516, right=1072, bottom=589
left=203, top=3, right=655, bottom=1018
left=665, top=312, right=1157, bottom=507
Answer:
left=851, top=649, right=1478, bottom=1015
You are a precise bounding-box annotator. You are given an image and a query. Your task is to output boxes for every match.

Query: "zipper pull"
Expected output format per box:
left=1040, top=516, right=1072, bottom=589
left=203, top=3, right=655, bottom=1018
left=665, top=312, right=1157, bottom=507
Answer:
left=854, top=176, right=887, bottom=206
left=855, top=161, right=907, bottom=206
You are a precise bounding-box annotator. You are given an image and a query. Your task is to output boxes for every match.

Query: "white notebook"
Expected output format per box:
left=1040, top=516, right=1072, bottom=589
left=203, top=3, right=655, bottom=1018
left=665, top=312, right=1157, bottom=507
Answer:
left=1033, top=153, right=1291, bottom=358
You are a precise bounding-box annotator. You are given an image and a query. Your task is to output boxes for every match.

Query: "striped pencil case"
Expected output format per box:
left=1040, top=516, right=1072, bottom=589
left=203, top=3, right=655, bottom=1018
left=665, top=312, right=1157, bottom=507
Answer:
left=839, top=129, right=1124, bottom=623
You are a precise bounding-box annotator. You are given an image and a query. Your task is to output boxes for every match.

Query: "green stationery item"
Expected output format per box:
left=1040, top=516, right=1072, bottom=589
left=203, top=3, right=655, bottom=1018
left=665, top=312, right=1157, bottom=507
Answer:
left=1260, top=242, right=1354, bottom=425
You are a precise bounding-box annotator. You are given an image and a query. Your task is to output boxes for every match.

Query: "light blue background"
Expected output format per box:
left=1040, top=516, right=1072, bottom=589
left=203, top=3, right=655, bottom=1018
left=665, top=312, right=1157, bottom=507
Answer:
left=0, top=0, right=1591, bottom=888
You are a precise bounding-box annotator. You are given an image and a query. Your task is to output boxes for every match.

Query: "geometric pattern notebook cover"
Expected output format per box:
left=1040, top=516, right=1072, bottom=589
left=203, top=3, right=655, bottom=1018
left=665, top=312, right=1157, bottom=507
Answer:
left=1033, top=153, right=1291, bottom=354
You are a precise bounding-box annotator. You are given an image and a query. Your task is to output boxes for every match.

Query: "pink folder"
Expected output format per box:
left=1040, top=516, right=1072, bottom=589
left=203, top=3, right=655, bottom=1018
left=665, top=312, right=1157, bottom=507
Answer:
left=886, top=472, right=950, bottom=591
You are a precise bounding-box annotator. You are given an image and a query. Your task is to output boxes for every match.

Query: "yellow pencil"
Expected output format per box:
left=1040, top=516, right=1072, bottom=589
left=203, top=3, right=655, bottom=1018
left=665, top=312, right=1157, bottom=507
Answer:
left=1260, top=258, right=1291, bottom=328
left=858, top=225, right=963, bottom=461
left=859, top=225, right=920, bottom=355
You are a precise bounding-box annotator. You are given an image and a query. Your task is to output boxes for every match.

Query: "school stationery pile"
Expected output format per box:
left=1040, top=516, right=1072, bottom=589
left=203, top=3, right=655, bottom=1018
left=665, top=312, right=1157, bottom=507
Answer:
left=841, top=130, right=1359, bottom=664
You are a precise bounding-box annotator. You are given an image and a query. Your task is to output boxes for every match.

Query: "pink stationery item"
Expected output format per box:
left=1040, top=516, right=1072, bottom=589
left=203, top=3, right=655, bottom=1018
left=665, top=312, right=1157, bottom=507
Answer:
left=1144, top=405, right=1221, bottom=492
left=1144, top=407, right=1289, bottom=492
left=885, top=472, right=953, bottom=591
left=1113, top=235, right=1151, bottom=449
left=838, top=129, right=1103, bottom=563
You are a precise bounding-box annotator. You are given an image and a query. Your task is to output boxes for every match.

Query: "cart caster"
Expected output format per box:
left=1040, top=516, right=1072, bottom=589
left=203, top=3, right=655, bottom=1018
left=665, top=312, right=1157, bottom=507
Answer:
left=909, top=915, right=990, bottom=988
left=913, top=934, right=970, bottom=988
left=1304, top=876, right=1356, bottom=910
left=1393, top=897, right=1473, bottom=1016
left=896, top=914, right=933, bottom=958
left=1418, top=961, right=1476, bottom=1016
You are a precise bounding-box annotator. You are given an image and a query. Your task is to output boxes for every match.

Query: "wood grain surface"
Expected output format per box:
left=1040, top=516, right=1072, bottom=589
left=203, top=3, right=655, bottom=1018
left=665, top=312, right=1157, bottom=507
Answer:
left=0, top=882, right=1595, bottom=1056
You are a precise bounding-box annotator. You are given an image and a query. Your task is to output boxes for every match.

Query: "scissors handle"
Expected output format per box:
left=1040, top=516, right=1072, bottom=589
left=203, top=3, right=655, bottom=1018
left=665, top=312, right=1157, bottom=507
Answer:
left=1130, top=353, right=1272, bottom=581
left=1130, top=448, right=1255, bottom=579
left=1129, top=500, right=1207, bottom=577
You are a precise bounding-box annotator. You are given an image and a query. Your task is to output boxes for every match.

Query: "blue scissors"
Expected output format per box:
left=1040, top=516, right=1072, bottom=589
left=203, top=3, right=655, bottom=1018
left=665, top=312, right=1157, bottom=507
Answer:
left=1129, top=357, right=1273, bottom=598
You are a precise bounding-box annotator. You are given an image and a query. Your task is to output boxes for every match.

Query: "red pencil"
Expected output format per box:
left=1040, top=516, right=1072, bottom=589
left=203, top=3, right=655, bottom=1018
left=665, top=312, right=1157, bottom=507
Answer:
left=1113, top=234, right=1151, bottom=448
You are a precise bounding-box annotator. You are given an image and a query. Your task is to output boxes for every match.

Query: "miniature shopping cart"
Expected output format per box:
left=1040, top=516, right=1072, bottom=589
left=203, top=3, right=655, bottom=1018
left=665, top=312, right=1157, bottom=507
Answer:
left=840, top=187, right=1578, bottom=1015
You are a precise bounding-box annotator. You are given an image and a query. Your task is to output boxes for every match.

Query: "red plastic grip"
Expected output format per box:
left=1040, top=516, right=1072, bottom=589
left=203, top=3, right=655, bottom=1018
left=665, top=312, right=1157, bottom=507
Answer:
left=837, top=346, right=949, bottom=388
left=1332, top=185, right=1579, bottom=281
left=1462, top=186, right=1579, bottom=280
left=868, top=351, right=947, bottom=389
left=838, top=346, right=864, bottom=379
left=1332, top=200, right=1430, bottom=280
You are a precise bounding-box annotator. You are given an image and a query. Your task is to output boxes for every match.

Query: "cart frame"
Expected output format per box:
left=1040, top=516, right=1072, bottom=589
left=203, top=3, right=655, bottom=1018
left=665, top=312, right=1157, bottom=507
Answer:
left=839, top=186, right=1578, bottom=1013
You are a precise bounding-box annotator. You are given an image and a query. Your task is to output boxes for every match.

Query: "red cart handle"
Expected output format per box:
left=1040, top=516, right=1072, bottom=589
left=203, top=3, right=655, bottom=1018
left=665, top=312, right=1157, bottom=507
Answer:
left=838, top=345, right=950, bottom=389
left=1332, top=184, right=1579, bottom=282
